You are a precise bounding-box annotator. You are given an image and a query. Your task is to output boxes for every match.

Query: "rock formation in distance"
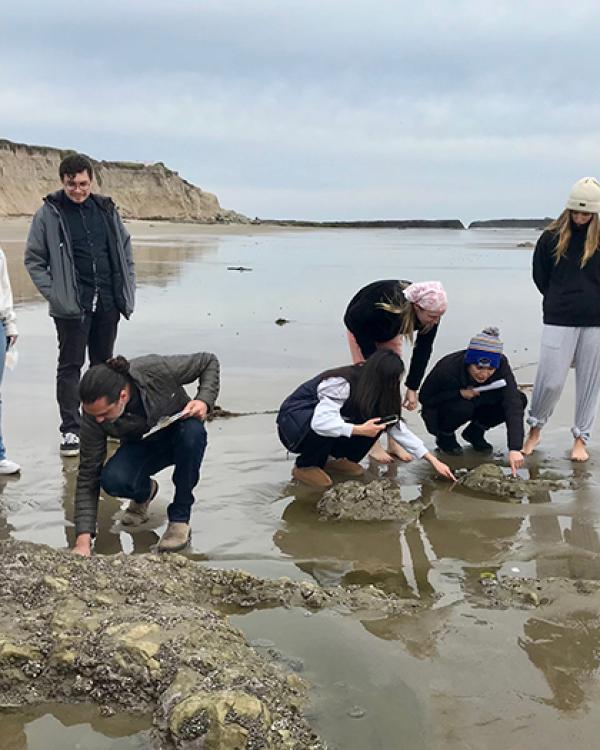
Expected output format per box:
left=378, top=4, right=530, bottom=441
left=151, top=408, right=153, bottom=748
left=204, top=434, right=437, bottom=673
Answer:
left=0, top=138, right=246, bottom=222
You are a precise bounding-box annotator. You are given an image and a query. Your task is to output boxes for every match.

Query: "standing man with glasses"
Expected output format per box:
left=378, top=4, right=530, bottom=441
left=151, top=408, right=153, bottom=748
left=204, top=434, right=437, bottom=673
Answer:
left=25, top=153, right=135, bottom=456
left=418, top=326, right=526, bottom=476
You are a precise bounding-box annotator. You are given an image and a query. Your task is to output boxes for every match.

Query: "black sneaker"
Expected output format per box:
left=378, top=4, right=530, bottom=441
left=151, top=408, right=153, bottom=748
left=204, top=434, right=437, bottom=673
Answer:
left=60, top=432, right=80, bottom=457
left=436, top=432, right=463, bottom=456
left=462, top=423, right=493, bottom=453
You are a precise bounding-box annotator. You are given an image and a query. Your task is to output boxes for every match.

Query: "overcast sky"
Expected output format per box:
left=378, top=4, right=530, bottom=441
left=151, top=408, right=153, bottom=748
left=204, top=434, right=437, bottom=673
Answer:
left=2, top=0, right=600, bottom=221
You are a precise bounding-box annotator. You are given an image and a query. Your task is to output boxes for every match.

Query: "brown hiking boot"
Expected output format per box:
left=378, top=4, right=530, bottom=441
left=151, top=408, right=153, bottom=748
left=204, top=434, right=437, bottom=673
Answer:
left=157, top=522, right=191, bottom=553
left=325, top=458, right=364, bottom=477
left=121, top=479, right=159, bottom=526
left=291, top=465, right=333, bottom=488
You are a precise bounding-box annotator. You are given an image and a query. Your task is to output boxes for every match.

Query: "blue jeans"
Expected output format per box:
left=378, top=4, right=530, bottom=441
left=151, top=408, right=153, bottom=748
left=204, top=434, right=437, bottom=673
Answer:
left=0, top=321, right=7, bottom=460
left=100, top=418, right=207, bottom=523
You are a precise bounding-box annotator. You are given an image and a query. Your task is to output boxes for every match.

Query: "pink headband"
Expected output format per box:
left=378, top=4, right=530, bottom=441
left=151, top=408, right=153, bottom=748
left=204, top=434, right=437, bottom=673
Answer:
left=403, top=281, right=447, bottom=313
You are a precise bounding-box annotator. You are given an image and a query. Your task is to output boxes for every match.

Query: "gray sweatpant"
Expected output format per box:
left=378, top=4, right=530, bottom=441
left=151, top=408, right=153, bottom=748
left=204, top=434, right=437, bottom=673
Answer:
left=527, top=325, right=600, bottom=442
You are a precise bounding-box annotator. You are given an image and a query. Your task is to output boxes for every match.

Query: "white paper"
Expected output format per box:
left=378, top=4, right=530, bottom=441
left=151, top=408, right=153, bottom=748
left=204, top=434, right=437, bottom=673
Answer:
left=143, top=410, right=186, bottom=438
left=472, top=378, right=506, bottom=394
left=5, top=349, right=18, bottom=371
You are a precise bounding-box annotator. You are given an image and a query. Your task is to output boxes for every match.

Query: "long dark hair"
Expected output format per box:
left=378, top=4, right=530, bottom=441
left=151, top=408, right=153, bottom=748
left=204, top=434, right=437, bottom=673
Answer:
left=321, top=350, right=404, bottom=420
left=79, top=356, right=131, bottom=404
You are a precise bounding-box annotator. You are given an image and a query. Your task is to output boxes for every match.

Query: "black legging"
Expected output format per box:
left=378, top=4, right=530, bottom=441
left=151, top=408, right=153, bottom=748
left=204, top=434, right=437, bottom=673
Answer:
left=422, top=392, right=527, bottom=437
left=295, top=429, right=377, bottom=468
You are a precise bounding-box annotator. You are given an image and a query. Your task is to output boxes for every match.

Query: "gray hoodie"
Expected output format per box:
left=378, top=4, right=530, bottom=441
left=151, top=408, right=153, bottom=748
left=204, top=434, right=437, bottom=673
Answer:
left=75, top=352, right=220, bottom=536
left=24, top=191, right=135, bottom=318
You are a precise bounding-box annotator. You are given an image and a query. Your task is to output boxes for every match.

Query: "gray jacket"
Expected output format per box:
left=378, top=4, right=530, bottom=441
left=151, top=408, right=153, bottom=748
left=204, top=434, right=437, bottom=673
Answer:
left=24, top=191, right=135, bottom=318
left=75, top=352, right=220, bottom=536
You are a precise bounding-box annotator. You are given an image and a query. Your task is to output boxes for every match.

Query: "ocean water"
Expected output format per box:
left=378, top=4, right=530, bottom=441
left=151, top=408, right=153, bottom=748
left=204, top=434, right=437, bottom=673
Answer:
left=2, top=224, right=599, bottom=749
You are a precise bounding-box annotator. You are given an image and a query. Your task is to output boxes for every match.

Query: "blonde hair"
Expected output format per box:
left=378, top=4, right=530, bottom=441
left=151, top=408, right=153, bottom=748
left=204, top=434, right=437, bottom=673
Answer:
left=548, top=209, right=600, bottom=267
left=375, top=281, right=421, bottom=341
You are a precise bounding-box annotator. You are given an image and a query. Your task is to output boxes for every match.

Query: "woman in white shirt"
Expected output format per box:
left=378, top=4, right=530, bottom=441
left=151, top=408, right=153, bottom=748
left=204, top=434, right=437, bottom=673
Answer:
left=277, top=350, right=455, bottom=488
left=0, top=248, right=19, bottom=474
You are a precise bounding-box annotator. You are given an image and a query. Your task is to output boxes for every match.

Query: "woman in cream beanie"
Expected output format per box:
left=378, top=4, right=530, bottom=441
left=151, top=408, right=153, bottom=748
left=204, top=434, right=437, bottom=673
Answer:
left=524, top=177, right=600, bottom=461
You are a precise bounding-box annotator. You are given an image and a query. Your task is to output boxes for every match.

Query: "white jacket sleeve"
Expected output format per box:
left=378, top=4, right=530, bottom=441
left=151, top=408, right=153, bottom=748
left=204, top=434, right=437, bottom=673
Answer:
left=310, top=377, right=354, bottom=438
left=388, top=419, right=428, bottom=459
left=0, top=249, right=17, bottom=337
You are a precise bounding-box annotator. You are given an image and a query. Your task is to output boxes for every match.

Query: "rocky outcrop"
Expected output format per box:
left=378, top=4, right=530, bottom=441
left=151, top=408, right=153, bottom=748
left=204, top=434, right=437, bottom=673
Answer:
left=0, top=540, right=423, bottom=748
left=457, top=463, right=573, bottom=500
left=468, top=218, right=552, bottom=229
left=0, top=139, right=246, bottom=222
left=317, top=479, right=432, bottom=522
left=257, top=219, right=465, bottom=229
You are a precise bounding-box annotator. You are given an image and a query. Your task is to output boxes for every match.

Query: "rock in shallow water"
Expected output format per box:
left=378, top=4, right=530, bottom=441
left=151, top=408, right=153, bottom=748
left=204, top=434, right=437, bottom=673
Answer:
left=317, top=479, right=430, bottom=522
left=458, top=463, right=574, bottom=500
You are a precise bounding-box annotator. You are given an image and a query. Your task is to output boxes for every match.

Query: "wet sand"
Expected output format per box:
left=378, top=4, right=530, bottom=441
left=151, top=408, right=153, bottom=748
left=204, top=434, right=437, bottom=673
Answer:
left=1, top=218, right=600, bottom=748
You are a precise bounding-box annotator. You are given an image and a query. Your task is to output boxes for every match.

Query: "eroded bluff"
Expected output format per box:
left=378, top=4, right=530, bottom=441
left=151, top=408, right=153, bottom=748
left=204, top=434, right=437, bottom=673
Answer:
left=0, top=540, right=423, bottom=749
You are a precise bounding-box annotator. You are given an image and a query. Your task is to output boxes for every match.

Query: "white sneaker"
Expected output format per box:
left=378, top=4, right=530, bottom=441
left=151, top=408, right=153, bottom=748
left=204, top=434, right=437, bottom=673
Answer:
left=0, top=458, right=20, bottom=474
left=60, top=432, right=80, bottom=457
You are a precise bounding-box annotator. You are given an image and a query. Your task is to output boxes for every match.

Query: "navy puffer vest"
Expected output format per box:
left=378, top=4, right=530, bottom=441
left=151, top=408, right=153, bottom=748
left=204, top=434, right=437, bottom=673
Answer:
left=277, top=370, right=361, bottom=452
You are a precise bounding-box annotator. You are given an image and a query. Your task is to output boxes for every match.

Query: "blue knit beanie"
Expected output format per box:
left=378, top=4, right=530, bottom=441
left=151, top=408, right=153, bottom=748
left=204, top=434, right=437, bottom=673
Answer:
left=464, top=326, right=503, bottom=368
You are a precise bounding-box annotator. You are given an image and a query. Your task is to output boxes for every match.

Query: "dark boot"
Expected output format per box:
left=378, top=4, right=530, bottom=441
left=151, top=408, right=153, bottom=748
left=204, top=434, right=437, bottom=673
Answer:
left=436, top=432, right=463, bottom=456
left=462, top=422, right=493, bottom=453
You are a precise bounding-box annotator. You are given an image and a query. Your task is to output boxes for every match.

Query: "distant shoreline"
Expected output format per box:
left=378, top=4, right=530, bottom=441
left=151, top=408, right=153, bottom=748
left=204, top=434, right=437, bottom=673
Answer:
left=255, top=219, right=465, bottom=229
left=0, top=214, right=553, bottom=231
left=467, top=218, right=552, bottom=229
left=255, top=217, right=552, bottom=230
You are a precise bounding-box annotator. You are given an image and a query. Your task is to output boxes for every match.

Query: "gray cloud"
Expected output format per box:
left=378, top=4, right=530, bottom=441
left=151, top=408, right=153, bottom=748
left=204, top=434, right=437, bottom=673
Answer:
left=2, top=0, right=600, bottom=219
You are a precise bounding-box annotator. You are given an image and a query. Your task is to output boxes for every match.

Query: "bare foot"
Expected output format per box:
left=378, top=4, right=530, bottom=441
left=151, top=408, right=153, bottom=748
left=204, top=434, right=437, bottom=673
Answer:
left=387, top=437, right=413, bottom=463
left=522, top=427, right=541, bottom=456
left=571, top=437, right=589, bottom=462
left=369, top=441, right=394, bottom=464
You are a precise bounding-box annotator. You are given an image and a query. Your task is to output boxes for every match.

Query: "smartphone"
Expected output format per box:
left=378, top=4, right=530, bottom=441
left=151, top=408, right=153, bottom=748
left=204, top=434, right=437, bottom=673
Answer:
left=375, top=414, right=399, bottom=426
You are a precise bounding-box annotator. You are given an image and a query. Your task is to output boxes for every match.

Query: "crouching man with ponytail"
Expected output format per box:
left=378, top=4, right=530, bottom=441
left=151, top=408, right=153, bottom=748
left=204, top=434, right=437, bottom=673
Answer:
left=72, top=352, right=220, bottom=556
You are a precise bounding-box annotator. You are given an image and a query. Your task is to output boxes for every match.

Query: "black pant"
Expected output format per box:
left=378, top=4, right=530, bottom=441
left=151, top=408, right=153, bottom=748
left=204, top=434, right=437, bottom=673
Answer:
left=295, top=428, right=376, bottom=468
left=422, top=394, right=527, bottom=437
left=54, top=303, right=120, bottom=434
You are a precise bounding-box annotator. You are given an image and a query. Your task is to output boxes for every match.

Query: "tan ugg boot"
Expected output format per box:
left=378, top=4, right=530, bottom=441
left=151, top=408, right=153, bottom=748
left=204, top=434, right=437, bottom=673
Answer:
left=121, top=479, right=159, bottom=526
left=291, top=466, right=333, bottom=488
left=157, top=522, right=191, bottom=553
left=325, top=458, right=364, bottom=477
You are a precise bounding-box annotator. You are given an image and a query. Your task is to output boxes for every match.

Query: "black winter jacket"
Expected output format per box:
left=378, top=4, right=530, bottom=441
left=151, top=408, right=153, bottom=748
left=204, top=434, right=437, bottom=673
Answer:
left=343, top=279, right=439, bottom=390
left=532, top=223, right=600, bottom=327
left=419, top=350, right=525, bottom=450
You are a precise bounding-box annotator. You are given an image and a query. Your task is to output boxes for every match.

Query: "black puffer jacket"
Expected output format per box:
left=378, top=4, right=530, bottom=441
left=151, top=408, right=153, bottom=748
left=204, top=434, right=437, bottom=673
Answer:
left=277, top=366, right=363, bottom=451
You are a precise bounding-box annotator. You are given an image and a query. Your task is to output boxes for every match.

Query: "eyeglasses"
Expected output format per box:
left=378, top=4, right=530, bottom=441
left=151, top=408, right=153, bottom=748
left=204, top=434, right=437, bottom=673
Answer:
left=64, top=180, right=91, bottom=190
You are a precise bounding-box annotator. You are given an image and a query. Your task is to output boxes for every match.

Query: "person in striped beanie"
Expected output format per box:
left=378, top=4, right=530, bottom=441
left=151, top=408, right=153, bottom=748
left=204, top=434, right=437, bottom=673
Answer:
left=464, top=327, right=504, bottom=369
left=419, top=326, right=527, bottom=476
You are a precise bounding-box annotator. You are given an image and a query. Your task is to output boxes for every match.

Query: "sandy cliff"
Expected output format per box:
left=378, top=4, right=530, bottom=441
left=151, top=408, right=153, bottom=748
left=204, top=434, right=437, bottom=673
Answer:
left=0, top=139, right=246, bottom=222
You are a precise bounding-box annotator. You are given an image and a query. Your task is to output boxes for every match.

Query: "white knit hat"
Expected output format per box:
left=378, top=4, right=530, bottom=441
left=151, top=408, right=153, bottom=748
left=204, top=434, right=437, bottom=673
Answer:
left=566, top=177, right=600, bottom=214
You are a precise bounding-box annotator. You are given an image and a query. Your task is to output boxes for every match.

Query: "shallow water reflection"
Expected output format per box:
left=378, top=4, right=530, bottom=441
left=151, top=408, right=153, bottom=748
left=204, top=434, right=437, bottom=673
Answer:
left=0, top=704, right=151, bottom=750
